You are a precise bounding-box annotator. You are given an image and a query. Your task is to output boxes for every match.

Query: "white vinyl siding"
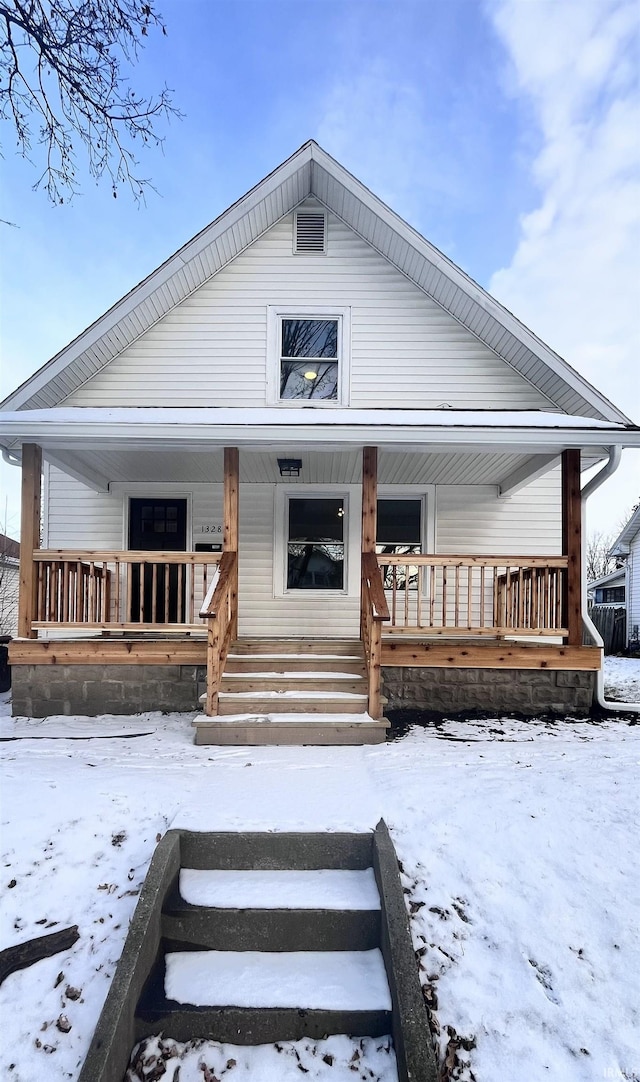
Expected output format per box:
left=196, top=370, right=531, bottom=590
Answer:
left=628, top=536, right=640, bottom=643
left=66, top=206, right=553, bottom=411
left=44, top=468, right=561, bottom=639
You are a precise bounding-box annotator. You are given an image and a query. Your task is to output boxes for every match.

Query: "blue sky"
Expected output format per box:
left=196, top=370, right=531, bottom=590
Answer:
left=1, top=0, right=638, bottom=538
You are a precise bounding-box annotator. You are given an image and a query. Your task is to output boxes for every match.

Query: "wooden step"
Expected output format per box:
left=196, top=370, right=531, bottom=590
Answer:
left=220, top=672, right=367, bottom=694
left=224, top=655, right=367, bottom=674
left=216, top=691, right=370, bottom=715
left=192, top=714, right=389, bottom=746
left=231, top=639, right=364, bottom=656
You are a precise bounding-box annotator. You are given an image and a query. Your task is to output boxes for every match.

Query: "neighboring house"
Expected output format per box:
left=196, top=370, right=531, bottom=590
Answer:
left=588, top=567, right=626, bottom=605
left=609, top=506, right=640, bottom=648
left=0, top=533, right=20, bottom=637
left=1, top=142, right=639, bottom=737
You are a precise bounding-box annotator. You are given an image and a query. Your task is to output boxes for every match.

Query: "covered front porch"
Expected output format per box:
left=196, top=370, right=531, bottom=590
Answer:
left=8, top=425, right=602, bottom=734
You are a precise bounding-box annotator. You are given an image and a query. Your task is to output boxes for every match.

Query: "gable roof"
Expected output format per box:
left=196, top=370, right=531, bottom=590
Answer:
left=0, top=533, right=20, bottom=561
left=609, top=505, right=640, bottom=556
left=0, top=141, right=632, bottom=422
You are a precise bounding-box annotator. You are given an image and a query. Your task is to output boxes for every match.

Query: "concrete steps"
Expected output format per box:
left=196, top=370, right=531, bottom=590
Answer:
left=79, top=825, right=437, bottom=1082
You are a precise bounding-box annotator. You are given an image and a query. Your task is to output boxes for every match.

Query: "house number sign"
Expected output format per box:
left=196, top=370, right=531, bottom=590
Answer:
left=200, top=525, right=223, bottom=534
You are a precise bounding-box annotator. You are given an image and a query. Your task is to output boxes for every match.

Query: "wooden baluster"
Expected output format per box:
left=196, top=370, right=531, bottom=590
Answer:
left=467, top=565, right=473, bottom=630
left=164, top=563, right=170, bottom=624
left=189, top=563, right=195, bottom=623
left=454, top=565, right=460, bottom=629
left=62, top=562, right=69, bottom=623
left=518, top=568, right=525, bottom=631
left=114, top=558, right=120, bottom=624
left=429, top=564, right=435, bottom=628
left=443, top=566, right=448, bottom=629
left=391, top=566, right=397, bottom=626
left=480, top=565, right=485, bottom=629
left=417, top=564, right=423, bottom=628
left=151, top=564, right=158, bottom=624
left=404, top=563, right=409, bottom=628
left=177, top=562, right=184, bottom=623
left=139, top=562, right=145, bottom=624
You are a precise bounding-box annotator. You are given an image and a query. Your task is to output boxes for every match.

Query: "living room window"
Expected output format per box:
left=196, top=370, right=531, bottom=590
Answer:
left=267, top=307, right=350, bottom=405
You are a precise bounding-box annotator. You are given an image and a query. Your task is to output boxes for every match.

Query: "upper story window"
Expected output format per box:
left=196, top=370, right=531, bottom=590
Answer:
left=267, top=306, right=351, bottom=406
left=280, top=318, right=339, bottom=400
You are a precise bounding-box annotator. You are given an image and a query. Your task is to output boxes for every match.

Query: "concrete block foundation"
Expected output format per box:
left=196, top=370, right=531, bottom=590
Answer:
left=383, top=666, right=596, bottom=717
left=11, top=664, right=207, bottom=717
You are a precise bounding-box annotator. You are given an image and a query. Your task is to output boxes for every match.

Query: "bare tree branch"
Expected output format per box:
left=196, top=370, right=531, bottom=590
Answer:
left=0, top=0, right=181, bottom=202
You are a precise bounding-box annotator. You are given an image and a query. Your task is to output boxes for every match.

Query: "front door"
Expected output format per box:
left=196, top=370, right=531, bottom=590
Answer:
left=128, top=498, right=187, bottom=623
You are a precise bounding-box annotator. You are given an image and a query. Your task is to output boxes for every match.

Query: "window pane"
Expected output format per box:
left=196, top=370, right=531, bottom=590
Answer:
left=281, top=360, right=338, bottom=400
left=287, top=498, right=344, bottom=589
left=282, top=319, right=338, bottom=358
left=376, top=500, right=421, bottom=546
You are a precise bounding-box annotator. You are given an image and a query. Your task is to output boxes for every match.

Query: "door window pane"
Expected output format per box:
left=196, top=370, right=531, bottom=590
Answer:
left=287, top=498, right=345, bottom=589
left=377, top=499, right=422, bottom=590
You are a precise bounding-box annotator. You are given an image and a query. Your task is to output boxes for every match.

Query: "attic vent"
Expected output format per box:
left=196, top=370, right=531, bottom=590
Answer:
left=295, top=211, right=326, bottom=254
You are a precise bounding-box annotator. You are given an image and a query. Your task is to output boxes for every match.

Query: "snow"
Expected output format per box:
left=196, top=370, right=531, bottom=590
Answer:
left=164, top=949, right=392, bottom=1010
left=126, top=1034, right=397, bottom=1082
left=223, top=670, right=358, bottom=679
left=194, top=711, right=376, bottom=725
left=0, top=405, right=627, bottom=431
left=603, top=654, right=640, bottom=703
left=1, top=667, right=640, bottom=1081
left=179, top=868, right=381, bottom=910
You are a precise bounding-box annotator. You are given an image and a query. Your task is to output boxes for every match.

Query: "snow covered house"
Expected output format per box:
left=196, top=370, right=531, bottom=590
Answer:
left=609, top=506, right=640, bottom=650
left=1, top=142, right=639, bottom=739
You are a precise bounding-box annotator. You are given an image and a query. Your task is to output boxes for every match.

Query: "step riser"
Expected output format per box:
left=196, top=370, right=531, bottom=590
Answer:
left=178, top=832, right=374, bottom=871
left=225, top=658, right=367, bottom=674
left=194, top=723, right=387, bottom=745
left=217, top=697, right=368, bottom=715
left=161, top=910, right=381, bottom=952
left=134, top=1005, right=392, bottom=1045
left=232, top=640, right=364, bottom=656
left=220, top=677, right=367, bottom=694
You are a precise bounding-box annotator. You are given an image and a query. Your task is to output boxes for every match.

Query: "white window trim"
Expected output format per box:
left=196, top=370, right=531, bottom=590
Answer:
left=266, top=305, right=351, bottom=407
left=273, top=484, right=361, bottom=598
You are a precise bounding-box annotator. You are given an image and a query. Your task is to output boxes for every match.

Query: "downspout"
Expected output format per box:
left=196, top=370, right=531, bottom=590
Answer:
left=1, top=446, right=21, bottom=467
left=581, top=446, right=640, bottom=714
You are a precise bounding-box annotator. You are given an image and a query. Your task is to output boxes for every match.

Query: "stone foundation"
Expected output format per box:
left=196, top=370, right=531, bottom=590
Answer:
left=11, top=664, right=207, bottom=717
left=382, top=666, right=596, bottom=717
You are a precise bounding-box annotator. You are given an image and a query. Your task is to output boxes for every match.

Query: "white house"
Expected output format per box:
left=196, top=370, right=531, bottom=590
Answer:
left=609, top=505, right=640, bottom=649
left=1, top=142, right=639, bottom=740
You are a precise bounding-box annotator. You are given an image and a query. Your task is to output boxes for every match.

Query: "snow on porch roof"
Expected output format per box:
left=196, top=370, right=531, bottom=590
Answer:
left=0, top=141, right=632, bottom=423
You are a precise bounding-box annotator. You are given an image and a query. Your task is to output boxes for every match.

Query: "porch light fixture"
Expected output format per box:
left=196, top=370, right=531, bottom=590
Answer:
left=277, top=458, right=303, bottom=477
left=304, top=370, right=318, bottom=380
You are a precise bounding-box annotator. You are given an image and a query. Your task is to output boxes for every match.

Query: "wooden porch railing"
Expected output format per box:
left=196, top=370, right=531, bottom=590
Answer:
left=378, top=554, right=569, bottom=637
left=361, top=551, right=390, bottom=719
left=32, top=550, right=221, bottom=631
left=200, top=550, right=238, bottom=715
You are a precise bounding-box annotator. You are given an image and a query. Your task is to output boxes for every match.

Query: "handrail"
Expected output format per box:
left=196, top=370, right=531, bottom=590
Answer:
left=202, top=551, right=238, bottom=715
left=360, top=550, right=389, bottom=720
left=33, top=549, right=218, bottom=564
left=379, top=554, right=568, bottom=568
left=361, top=551, right=390, bottom=621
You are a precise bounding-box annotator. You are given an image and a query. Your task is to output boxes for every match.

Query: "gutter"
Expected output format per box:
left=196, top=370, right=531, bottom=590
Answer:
left=1, top=446, right=21, bottom=467
left=581, top=447, right=640, bottom=715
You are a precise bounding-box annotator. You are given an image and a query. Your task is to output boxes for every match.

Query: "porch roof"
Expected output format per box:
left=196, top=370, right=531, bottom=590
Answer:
left=2, top=406, right=637, bottom=494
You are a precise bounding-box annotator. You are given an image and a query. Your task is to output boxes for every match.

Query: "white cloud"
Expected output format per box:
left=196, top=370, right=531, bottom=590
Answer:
left=488, top=0, right=640, bottom=523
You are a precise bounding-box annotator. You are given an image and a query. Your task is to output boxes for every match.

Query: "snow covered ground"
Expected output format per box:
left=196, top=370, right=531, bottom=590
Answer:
left=1, top=657, right=639, bottom=1082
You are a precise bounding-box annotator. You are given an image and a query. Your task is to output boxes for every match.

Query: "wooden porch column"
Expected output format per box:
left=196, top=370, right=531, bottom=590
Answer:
left=223, top=447, right=239, bottom=638
left=361, top=447, right=378, bottom=551
left=18, top=443, right=42, bottom=639
left=562, top=448, right=582, bottom=646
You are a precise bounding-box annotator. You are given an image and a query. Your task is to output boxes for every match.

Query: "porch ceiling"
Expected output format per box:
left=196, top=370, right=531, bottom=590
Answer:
left=42, top=446, right=606, bottom=493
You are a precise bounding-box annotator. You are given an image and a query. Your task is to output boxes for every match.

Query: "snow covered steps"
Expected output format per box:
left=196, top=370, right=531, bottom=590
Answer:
left=194, top=639, right=389, bottom=744
left=79, top=823, right=436, bottom=1082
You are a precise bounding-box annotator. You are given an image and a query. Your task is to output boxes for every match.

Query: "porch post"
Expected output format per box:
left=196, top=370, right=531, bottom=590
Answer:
left=562, top=448, right=582, bottom=646
left=361, top=446, right=378, bottom=551
left=18, top=443, right=42, bottom=639
left=223, top=447, right=239, bottom=638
